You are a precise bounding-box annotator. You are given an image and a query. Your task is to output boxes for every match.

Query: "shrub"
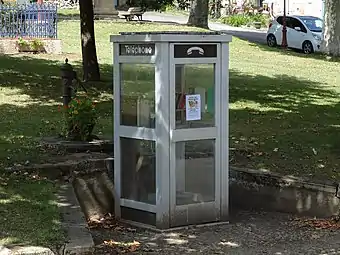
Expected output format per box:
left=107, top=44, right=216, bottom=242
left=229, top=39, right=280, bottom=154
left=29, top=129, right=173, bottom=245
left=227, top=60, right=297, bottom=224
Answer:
left=220, top=14, right=269, bottom=27
left=30, top=39, right=44, bottom=51
left=61, top=97, right=97, bottom=141
left=16, top=37, right=44, bottom=52
left=17, top=37, right=30, bottom=48
left=128, top=0, right=173, bottom=11
left=251, top=13, right=269, bottom=26
left=220, top=14, right=250, bottom=27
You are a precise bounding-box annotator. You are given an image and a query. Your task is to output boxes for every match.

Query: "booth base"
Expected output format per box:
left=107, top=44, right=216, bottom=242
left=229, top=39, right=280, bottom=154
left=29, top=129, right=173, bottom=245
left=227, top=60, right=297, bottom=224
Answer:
left=119, top=218, right=230, bottom=233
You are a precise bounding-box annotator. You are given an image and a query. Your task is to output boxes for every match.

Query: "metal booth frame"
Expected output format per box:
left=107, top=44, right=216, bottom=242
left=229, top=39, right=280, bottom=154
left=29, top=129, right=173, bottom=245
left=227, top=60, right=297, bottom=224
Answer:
left=111, top=32, right=232, bottom=229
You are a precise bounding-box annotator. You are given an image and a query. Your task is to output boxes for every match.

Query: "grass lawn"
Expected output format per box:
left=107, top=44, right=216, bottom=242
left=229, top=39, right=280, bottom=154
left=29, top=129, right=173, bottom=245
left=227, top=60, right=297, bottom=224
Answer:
left=0, top=18, right=339, bottom=247
left=0, top=21, right=204, bottom=247
left=0, top=22, right=340, bottom=248
left=0, top=20, right=339, bottom=180
left=0, top=173, right=64, bottom=247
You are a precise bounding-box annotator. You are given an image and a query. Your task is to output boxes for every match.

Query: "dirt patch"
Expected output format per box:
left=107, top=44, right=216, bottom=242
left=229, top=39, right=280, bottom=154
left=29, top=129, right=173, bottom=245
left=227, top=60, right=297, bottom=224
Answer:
left=86, top=210, right=340, bottom=254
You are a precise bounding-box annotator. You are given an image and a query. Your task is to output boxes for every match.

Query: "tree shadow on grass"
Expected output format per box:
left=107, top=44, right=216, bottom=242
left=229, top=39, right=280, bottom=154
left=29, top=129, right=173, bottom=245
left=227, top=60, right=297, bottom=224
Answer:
left=0, top=54, right=113, bottom=103
left=58, top=13, right=80, bottom=20
left=0, top=172, right=64, bottom=249
left=229, top=70, right=340, bottom=180
left=0, top=103, right=60, bottom=166
left=1, top=54, right=340, bottom=180
left=57, top=8, right=80, bottom=20
left=0, top=101, right=112, bottom=167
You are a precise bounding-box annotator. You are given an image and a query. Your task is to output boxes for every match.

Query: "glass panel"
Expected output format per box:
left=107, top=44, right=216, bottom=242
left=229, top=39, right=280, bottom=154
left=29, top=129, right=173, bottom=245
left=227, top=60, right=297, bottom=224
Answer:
left=121, top=137, right=156, bottom=204
left=120, top=64, right=155, bottom=128
left=175, top=139, right=215, bottom=205
left=175, top=64, right=215, bottom=129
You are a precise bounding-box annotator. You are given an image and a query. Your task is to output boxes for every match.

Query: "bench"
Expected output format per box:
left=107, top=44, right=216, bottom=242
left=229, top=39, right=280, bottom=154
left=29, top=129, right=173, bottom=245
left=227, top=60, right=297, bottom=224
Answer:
left=118, top=7, right=144, bottom=21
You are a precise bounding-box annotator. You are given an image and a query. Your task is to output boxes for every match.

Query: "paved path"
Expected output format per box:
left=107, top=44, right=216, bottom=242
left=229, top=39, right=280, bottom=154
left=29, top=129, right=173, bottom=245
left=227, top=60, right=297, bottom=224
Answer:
left=91, top=210, right=340, bottom=254
left=143, top=12, right=267, bottom=44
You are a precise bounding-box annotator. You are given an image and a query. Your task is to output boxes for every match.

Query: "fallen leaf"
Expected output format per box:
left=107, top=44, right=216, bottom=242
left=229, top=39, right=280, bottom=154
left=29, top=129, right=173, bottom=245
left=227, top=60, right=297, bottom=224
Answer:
left=292, top=217, right=340, bottom=230
left=312, top=148, right=317, bottom=155
left=104, top=239, right=141, bottom=252
left=129, top=244, right=139, bottom=252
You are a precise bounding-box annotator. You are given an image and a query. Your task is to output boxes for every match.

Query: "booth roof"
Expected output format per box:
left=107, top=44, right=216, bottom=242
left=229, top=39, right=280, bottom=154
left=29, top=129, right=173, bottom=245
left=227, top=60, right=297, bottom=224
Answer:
left=111, top=31, right=232, bottom=43
left=119, top=31, right=224, bottom=35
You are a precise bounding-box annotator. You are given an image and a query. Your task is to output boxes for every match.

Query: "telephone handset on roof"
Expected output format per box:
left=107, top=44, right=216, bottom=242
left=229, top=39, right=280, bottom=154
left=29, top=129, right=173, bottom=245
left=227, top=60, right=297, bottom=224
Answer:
left=186, top=46, right=204, bottom=56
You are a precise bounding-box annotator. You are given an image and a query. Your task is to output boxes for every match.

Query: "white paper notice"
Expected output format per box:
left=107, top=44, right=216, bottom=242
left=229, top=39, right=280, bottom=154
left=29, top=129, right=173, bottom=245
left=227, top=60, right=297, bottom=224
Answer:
left=185, top=94, right=201, bottom=121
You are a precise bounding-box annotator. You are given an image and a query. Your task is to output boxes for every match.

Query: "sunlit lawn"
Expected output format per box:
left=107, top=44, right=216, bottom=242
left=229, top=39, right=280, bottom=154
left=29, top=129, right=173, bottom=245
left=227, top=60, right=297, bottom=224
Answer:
left=58, top=20, right=340, bottom=180
left=0, top=20, right=340, bottom=179
left=0, top=173, right=64, bottom=247
left=0, top=21, right=205, bottom=247
left=0, top=18, right=340, bottom=247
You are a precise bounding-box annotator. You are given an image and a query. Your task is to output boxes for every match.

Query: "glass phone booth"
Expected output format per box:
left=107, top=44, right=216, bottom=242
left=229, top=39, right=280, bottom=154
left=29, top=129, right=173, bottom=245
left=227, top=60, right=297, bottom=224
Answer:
left=111, top=32, right=232, bottom=229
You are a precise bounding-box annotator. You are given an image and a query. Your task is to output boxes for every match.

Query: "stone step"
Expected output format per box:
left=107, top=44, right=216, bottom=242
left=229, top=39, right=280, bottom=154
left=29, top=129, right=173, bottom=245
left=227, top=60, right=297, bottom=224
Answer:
left=40, top=137, right=114, bottom=153
left=5, top=153, right=114, bottom=181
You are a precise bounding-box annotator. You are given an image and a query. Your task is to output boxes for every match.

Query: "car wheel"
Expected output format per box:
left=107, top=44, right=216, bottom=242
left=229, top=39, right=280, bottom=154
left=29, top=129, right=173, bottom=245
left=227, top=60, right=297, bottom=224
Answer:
left=302, top=41, right=314, bottom=54
left=267, top=34, right=277, bottom=47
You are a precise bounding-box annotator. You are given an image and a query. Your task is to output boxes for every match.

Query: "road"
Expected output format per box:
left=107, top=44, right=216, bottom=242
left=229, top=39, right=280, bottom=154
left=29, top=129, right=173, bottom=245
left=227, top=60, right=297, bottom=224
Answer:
left=143, top=12, right=267, bottom=44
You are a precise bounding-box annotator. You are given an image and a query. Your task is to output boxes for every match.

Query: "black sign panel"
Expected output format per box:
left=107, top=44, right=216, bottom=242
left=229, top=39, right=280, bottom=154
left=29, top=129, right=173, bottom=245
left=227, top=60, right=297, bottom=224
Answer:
left=174, top=44, right=217, bottom=58
left=119, top=44, right=155, bottom=56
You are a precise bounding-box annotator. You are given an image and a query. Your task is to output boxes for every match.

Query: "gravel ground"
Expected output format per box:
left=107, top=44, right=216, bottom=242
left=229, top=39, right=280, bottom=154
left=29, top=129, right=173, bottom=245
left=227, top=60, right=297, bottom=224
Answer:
left=88, top=210, right=340, bottom=254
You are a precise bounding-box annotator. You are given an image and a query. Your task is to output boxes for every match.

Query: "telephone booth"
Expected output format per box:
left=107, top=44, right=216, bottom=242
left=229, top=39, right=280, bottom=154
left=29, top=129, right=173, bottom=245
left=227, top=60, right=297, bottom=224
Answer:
left=111, top=32, right=232, bottom=229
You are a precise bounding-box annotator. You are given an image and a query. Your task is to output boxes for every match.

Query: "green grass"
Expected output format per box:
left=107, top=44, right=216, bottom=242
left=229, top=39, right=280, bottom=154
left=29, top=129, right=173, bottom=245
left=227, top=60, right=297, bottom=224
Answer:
left=0, top=173, right=64, bottom=247
left=0, top=18, right=340, bottom=247
left=0, top=21, right=204, bottom=247
left=229, top=42, right=340, bottom=180
left=1, top=20, right=340, bottom=180
left=57, top=8, right=80, bottom=18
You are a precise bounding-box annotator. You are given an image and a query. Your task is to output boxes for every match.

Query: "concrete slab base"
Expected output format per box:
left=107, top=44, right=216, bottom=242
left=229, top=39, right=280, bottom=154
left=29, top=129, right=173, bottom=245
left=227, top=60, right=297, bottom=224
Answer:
left=57, top=184, right=94, bottom=255
left=9, top=246, right=54, bottom=255
left=0, top=246, right=54, bottom=255
left=120, top=219, right=229, bottom=233
left=0, top=246, right=11, bottom=255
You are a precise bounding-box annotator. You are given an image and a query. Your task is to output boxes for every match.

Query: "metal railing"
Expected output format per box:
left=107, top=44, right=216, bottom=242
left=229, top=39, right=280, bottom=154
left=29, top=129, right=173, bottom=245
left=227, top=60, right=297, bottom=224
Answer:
left=0, top=3, right=58, bottom=38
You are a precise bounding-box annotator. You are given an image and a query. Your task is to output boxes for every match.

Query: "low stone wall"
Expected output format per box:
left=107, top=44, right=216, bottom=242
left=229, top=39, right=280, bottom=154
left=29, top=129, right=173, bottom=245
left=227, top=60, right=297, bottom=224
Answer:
left=70, top=156, right=339, bottom=219
left=230, top=166, right=340, bottom=218
left=0, top=39, right=62, bottom=54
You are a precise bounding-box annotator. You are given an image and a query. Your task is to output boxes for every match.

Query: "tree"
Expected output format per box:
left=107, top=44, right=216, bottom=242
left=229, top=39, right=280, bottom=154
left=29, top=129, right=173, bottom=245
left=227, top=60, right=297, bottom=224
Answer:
left=79, top=0, right=100, bottom=81
left=214, top=0, right=221, bottom=19
left=322, top=0, right=340, bottom=56
left=187, top=0, right=209, bottom=29
left=209, top=0, right=221, bottom=19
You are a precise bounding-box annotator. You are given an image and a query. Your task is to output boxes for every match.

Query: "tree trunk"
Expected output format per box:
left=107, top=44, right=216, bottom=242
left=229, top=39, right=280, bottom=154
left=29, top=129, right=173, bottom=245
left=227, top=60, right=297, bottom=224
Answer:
left=211, top=0, right=215, bottom=18
left=215, top=0, right=221, bottom=19
left=187, top=0, right=209, bottom=29
left=322, top=0, right=340, bottom=56
left=79, top=0, right=101, bottom=81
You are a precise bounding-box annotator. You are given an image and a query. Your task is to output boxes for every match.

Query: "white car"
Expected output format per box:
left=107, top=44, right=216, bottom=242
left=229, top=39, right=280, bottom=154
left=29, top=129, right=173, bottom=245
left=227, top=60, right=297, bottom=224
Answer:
left=266, top=15, right=323, bottom=54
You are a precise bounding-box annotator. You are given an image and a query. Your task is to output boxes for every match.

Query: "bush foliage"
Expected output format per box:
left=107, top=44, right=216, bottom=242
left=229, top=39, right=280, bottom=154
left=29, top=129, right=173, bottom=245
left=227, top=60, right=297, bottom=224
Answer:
left=61, top=96, right=97, bottom=141
left=220, top=14, right=269, bottom=27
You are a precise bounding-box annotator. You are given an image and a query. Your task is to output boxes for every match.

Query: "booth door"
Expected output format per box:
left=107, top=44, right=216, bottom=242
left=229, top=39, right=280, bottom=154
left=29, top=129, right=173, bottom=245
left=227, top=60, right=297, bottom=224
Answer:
left=169, top=43, right=221, bottom=227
